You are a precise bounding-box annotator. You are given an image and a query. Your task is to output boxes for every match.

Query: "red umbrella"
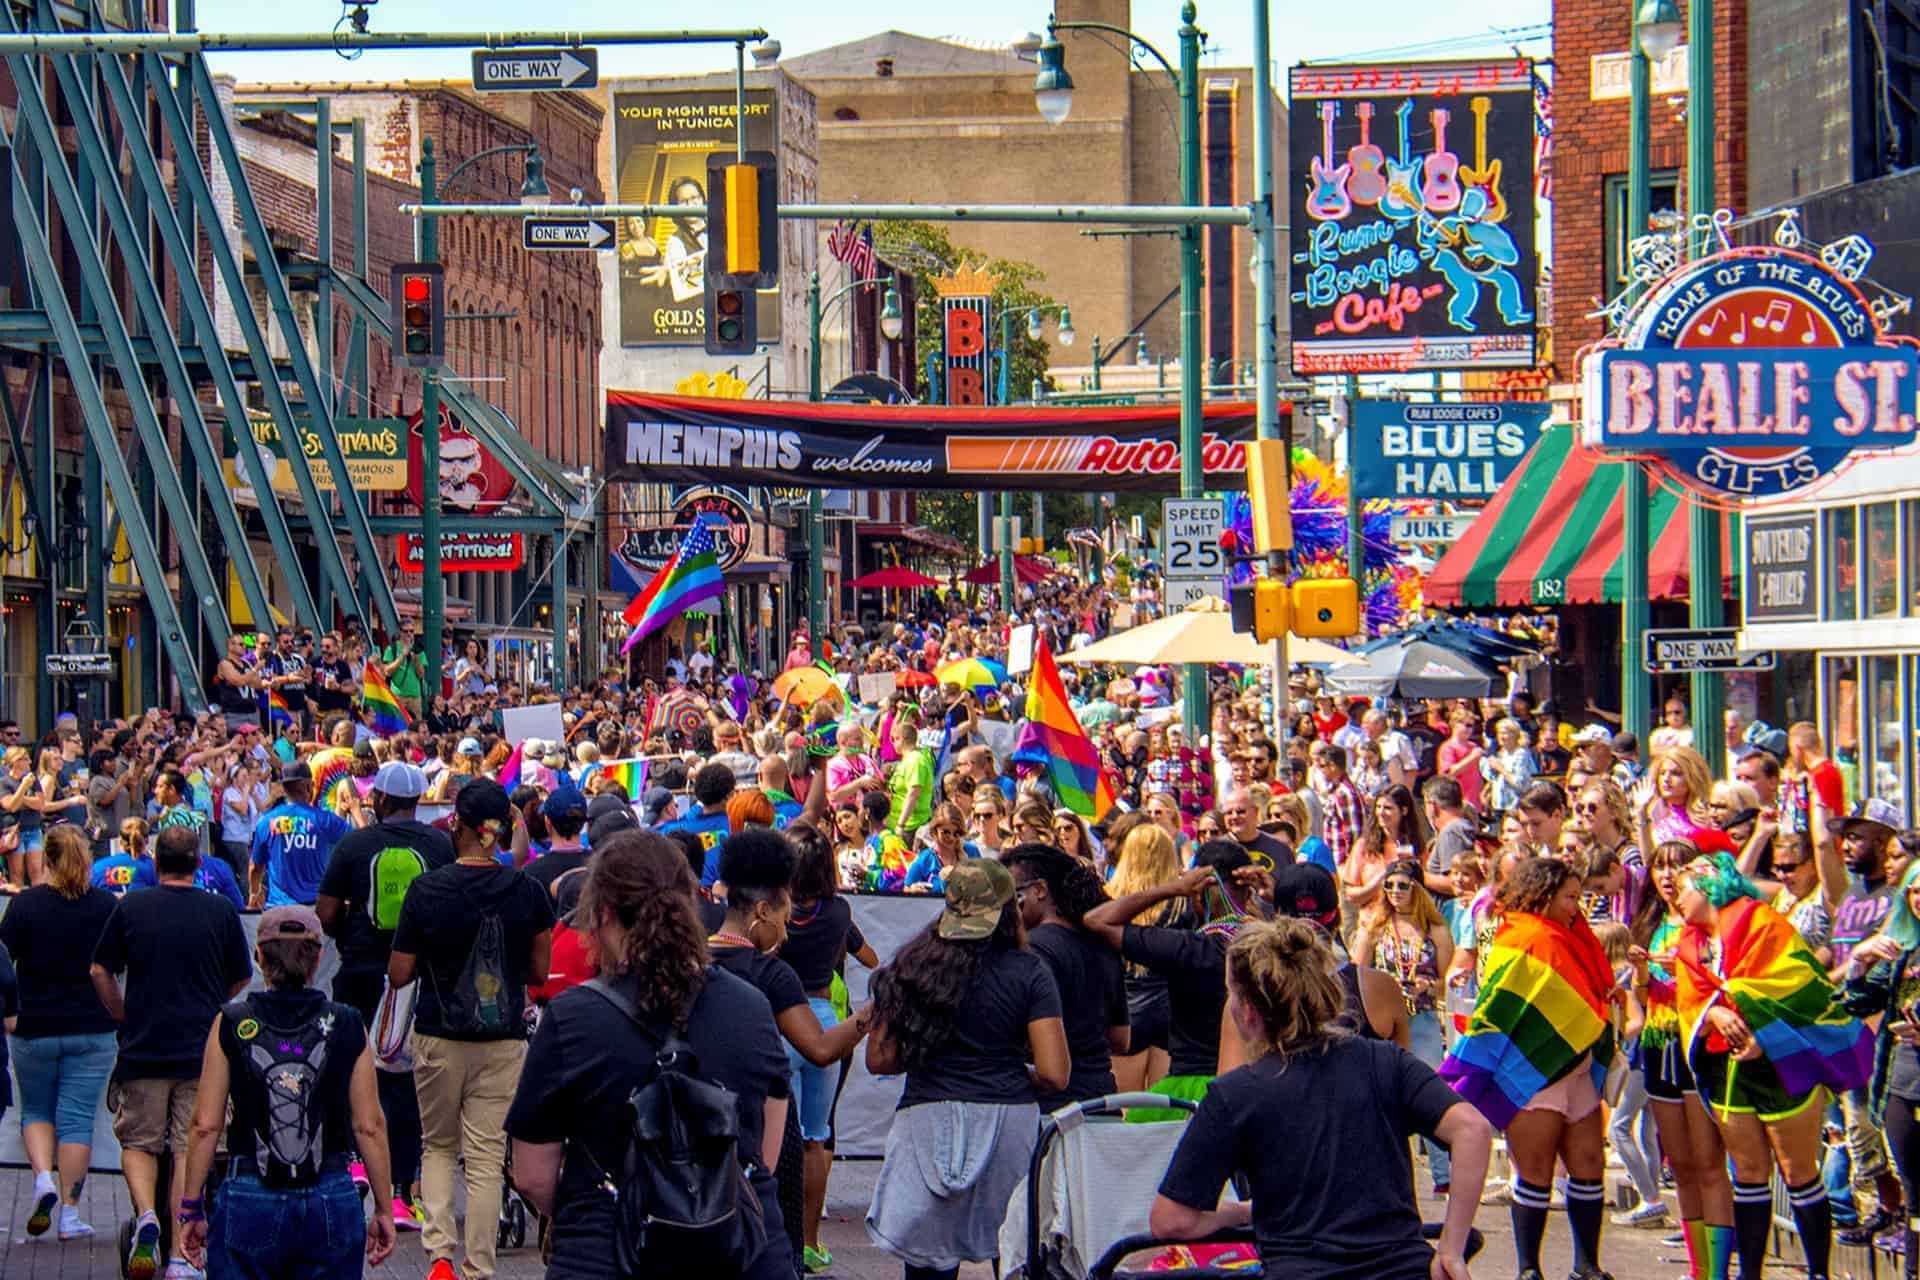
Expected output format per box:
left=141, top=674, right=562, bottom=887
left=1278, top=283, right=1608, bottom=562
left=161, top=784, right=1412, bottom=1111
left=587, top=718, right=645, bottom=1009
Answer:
left=961, top=555, right=1057, bottom=585
left=848, top=566, right=941, bottom=590
left=894, top=668, right=936, bottom=688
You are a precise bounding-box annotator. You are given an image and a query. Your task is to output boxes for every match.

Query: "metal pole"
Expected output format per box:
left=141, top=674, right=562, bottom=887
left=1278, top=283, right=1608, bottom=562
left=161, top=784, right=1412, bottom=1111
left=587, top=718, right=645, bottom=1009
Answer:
left=0, top=26, right=770, bottom=53
left=401, top=200, right=1253, bottom=228
left=551, top=527, right=568, bottom=688
left=807, top=270, right=825, bottom=661
left=1345, top=374, right=1364, bottom=583
left=1178, top=3, right=1206, bottom=736
left=734, top=41, right=747, bottom=163
left=419, top=137, right=445, bottom=699
left=1091, top=336, right=1102, bottom=391
left=1622, top=15, right=1652, bottom=744
left=1251, top=0, right=1289, bottom=713
left=998, top=306, right=1014, bottom=612
left=1686, top=0, right=1724, bottom=761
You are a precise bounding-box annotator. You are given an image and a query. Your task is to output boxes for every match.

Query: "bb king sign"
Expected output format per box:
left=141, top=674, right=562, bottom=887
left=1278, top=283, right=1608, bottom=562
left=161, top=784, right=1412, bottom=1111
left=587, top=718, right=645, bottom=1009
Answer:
left=1582, top=239, right=1920, bottom=499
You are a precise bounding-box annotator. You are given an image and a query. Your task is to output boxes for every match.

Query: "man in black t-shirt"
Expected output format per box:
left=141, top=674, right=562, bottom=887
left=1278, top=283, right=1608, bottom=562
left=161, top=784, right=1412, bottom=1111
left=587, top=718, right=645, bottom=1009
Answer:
left=524, top=788, right=589, bottom=899
left=306, top=631, right=358, bottom=718
left=263, top=627, right=310, bottom=734
left=89, top=825, right=252, bottom=1278
left=390, top=779, right=553, bottom=1280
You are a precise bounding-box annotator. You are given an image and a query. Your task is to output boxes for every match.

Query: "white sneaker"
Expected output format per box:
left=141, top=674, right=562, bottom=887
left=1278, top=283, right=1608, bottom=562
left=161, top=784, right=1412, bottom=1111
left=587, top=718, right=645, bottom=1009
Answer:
left=1612, top=1200, right=1670, bottom=1228
left=1480, top=1177, right=1512, bottom=1206
left=57, top=1204, right=94, bottom=1241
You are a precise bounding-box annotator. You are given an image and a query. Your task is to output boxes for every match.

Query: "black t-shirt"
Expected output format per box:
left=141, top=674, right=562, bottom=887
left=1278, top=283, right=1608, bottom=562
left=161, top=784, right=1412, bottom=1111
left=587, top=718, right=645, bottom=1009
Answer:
left=710, top=944, right=808, bottom=1019
left=307, top=657, right=354, bottom=714
left=221, top=988, right=365, bottom=1170
left=503, top=971, right=790, bottom=1280
left=265, top=652, right=308, bottom=712
left=391, top=863, right=555, bottom=1041
left=526, top=846, right=590, bottom=899
left=93, top=884, right=252, bottom=1080
left=1158, top=1038, right=1462, bottom=1280
left=1028, top=921, right=1127, bottom=1109
left=1236, top=830, right=1295, bottom=870
left=317, top=820, right=456, bottom=978
left=779, top=895, right=866, bottom=993
left=1120, top=923, right=1229, bottom=1077
left=898, top=946, right=1062, bottom=1108
left=0, top=886, right=117, bottom=1037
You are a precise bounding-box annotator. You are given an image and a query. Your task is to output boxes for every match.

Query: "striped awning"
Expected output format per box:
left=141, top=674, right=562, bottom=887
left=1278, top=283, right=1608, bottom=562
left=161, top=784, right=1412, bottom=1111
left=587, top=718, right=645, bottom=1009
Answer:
left=1424, top=427, right=1732, bottom=609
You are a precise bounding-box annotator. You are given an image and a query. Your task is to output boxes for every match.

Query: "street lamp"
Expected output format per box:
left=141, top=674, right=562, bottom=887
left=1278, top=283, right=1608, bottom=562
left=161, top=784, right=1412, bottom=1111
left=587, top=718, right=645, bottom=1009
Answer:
left=1056, top=306, right=1076, bottom=346
left=1634, top=0, right=1683, bottom=60
left=1037, top=4, right=1208, bottom=732
left=416, top=136, right=553, bottom=695
left=879, top=285, right=904, bottom=341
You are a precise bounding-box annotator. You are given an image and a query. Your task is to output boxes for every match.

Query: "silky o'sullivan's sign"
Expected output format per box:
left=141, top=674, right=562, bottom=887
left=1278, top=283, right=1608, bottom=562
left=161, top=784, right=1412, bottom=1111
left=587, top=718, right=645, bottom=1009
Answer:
left=1581, top=235, right=1920, bottom=500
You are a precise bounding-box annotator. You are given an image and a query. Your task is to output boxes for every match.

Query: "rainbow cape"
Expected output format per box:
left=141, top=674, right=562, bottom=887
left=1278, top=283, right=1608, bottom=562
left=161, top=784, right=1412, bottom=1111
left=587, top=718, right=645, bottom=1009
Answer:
left=621, top=517, right=725, bottom=654
left=307, top=747, right=357, bottom=815
left=594, top=757, right=649, bottom=801
left=1439, top=911, right=1617, bottom=1129
left=359, top=660, right=410, bottom=735
left=1013, top=637, right=1117, bottom=820
left=1676, top=895, right=1873, bottom=1099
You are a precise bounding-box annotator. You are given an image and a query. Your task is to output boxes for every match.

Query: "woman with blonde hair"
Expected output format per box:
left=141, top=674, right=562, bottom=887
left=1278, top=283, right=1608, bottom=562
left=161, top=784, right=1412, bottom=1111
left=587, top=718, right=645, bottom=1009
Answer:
left=1634, top=746, right=1717, bottom=861
left=1354, top=858, right=1457, bottom=1194
left=1109, top=822, right=1183, bottom=1091
left=0, top=744, right=45, bottom=887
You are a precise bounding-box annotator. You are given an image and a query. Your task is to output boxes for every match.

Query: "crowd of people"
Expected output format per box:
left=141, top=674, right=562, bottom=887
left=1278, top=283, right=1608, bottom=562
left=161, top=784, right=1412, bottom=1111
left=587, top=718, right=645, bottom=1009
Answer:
left=0, top=594, right=1911, bottom=1280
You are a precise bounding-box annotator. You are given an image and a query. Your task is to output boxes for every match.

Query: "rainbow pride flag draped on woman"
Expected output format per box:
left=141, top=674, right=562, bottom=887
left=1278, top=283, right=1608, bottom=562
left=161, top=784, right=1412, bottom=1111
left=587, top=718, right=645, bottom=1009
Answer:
left=1440, top=911, right=1617, bottom=1129
left=1675, top=895, right=1874, bottom=1098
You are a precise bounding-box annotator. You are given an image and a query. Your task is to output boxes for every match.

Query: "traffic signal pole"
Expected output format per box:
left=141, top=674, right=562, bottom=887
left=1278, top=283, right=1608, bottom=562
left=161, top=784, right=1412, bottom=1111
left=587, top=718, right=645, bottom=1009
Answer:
left=418, top=138, right=446, bottom=700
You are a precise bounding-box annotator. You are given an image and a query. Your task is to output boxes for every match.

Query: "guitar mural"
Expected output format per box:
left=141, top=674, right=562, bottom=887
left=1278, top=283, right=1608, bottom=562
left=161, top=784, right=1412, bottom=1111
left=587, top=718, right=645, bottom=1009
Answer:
left=1459, top=96, right=1508, bottom=222
left=1288, top=57, right=1540, bottom=375
left=1420, top=107, right=1462, bottom=213
left=1346, top=102, right=1388, bottom=207
left=1306, top=100, right=1353, bottom=221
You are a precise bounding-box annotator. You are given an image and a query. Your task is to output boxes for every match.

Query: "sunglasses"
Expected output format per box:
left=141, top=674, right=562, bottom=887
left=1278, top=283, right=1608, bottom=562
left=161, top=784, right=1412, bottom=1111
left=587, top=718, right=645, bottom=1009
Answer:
left=1383, top=880, right=1416, bottom=893
left=1574, top=801, right=1601, bottom=813
left=1773, top=860, right=1807, bottom=873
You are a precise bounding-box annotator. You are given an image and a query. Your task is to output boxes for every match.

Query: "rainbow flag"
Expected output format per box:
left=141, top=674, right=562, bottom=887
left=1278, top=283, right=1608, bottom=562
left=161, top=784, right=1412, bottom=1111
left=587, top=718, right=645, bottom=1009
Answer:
left=595, top=758, right=649, bottom=801
left=1676, top=895, right=1873, bottom=1099
left=621, top=517, right=726, bottom=655
left=307, top=747, right=357, bottom=815
left=1440, top=911, right=1617, bottom=1129
left=498, top=742, right=525, bottom=793
left=864, top=830, right=914, bottom=893
left=1013, top=637, right=1117, bottom=819
left=360, top=660, right=409, bottom=735
left=267, top=689, right=292, bottom=728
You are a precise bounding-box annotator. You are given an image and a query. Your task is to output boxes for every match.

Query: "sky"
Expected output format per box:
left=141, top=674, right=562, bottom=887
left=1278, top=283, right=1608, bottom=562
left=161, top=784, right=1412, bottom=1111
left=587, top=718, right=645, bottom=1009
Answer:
left=192, top=0, right=1552, bottom=86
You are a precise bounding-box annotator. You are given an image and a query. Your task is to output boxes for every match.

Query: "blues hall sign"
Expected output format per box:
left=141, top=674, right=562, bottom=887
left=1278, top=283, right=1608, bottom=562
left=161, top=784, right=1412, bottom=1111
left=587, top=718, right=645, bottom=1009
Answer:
left=1582, top=235, right=1919, bottom=500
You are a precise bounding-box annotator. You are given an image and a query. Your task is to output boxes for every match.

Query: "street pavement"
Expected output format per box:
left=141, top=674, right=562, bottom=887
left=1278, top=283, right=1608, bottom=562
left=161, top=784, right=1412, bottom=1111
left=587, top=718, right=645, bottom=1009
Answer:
left=0, top=1158, right=1873, bottom=1278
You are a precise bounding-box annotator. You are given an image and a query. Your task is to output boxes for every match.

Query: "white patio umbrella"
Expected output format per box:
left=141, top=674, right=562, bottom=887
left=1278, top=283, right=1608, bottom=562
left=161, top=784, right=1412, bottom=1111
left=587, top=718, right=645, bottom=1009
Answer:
left=1058, top=596, right=1358, bottom=668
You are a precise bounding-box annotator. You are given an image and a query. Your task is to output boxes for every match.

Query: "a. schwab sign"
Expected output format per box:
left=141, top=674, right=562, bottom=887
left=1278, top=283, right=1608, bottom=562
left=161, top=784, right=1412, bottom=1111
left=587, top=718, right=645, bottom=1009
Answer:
left=1351, top=400, right=1547, bottom=500
left=603, top=393, right=1266, bottom=494
left=1581, top=242, right=1920, bottom=500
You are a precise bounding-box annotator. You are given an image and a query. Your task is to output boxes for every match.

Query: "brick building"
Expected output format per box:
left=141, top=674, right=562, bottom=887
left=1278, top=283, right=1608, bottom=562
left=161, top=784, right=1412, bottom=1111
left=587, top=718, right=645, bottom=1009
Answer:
left=1548, top=0, right=1748, bottom=374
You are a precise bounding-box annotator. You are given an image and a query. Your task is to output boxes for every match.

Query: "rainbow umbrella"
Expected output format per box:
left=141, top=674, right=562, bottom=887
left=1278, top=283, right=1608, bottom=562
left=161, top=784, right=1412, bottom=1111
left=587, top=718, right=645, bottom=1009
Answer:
left=936, top=657, right=1003, bottom=691
left=772, top=664, right=840, bottom=706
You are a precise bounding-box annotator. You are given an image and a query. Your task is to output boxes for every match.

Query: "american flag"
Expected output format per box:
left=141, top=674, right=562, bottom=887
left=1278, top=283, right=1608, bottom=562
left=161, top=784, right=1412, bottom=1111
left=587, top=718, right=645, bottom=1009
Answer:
left=827, top=218, right=876, bottom=280
left=1532, top=70, right=1553, bottom=202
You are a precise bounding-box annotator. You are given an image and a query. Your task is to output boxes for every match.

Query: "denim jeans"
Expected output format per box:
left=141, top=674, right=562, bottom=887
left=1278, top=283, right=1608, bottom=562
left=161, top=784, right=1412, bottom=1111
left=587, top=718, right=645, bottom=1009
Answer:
left=208, top=1171, right=365, bottom=1280
left=10, top=1030, right=117, bottom=1145
left=1607, top=1059, right=1662, bottom=1204
left=1408, top=1009, right=1451, bottom=1187
left=1824, top=1099, right=1860, bottom=1226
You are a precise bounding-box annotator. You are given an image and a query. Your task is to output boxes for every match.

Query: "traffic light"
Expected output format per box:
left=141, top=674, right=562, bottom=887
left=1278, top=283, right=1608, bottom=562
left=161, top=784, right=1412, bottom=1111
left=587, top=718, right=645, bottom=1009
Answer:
left=705, top=281, right=757, bottom=356
left=390, top=263, right=445, bottom=369
left=1291, top=577, right=1360, bottom=637
left=1246, top=438, right=1294, bottom=552
left=705, top=150, right=779, bottom=289
left=1229, top=577, right=1290, bottom=643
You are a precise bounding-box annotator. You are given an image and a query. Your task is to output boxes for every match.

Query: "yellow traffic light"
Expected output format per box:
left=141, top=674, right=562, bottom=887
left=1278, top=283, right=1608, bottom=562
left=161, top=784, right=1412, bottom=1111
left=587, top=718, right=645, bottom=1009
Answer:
left=1291, top=577, right=1359, bottom=637
left=1253, top=578, right=1290, bottom=643
left=724, top=162, right=760, bottom=277
left=1245, top=438, right=1293, bottom=552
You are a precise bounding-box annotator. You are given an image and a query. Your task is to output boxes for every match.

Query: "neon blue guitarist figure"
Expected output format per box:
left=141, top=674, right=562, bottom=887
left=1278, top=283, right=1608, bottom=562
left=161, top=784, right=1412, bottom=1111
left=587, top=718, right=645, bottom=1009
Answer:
left=1422, top=189, right=1533, bottom=330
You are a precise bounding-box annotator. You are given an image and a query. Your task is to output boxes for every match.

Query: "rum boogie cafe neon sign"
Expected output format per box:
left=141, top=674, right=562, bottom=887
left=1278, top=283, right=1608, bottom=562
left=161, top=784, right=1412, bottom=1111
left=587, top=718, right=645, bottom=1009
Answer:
left=1581, top=238, right=1920, bottom=500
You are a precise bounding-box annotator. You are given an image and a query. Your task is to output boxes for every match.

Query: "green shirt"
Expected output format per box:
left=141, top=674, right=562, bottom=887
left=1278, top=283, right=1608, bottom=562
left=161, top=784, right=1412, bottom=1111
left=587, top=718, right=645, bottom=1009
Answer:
left=381, top=643, right=426, bottom=699
left=888, top=748, right=934, bottom=834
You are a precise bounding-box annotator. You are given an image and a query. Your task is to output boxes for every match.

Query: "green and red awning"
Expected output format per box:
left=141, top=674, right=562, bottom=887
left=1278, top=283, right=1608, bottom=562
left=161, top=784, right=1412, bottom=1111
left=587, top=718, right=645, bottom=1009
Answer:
left=1424, top=426, right=1732, bottom=609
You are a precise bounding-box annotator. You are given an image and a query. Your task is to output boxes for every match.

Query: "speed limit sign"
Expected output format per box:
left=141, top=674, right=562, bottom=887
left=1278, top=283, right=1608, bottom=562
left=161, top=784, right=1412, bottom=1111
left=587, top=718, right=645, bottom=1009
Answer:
left=1161, top=498, right=1226, bottom=576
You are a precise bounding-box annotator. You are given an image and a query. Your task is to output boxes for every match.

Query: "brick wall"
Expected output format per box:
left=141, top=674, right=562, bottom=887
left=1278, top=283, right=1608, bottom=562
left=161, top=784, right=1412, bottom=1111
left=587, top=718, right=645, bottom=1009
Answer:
left=1551, top=0, right=1747, bottom=374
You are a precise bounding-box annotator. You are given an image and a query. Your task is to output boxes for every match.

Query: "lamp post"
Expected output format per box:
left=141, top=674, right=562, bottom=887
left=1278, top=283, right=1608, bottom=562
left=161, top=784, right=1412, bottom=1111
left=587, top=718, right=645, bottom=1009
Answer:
left=806, top=269, right=904, bottom=660
left=994, top=301, right=1074, bottom=609
left=416, top=135, right=550, bottom=696
left=1040, top=2, right=1206, bottom=731
left=1682, top=0, right=1725, bottom=757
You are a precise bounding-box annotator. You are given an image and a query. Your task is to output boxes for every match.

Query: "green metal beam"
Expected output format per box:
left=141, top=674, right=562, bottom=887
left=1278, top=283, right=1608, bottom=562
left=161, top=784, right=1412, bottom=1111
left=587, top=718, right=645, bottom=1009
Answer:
left=0, top=127, right=206, bottom=708
left=12, top=26, right=283, bottom=634
left=87, top=48, right=323, bottom=632
left=0, top=26, right=768, bottom=53
left=400, top=201, right=1254, bottom=228
left=359, top=516, right=566, bottom=535
left=0, top=360, right=48, bottom=543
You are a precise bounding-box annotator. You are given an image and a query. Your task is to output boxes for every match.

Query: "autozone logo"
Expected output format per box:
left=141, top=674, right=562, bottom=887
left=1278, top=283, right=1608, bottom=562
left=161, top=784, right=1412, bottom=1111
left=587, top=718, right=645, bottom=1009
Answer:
left=946, top=434, right=1247, bottom=475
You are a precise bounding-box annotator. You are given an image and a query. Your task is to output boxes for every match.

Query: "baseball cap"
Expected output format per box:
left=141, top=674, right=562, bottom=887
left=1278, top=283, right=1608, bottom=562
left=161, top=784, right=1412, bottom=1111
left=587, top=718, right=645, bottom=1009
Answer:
left=544, top=787, right=587, bottom=820
left=1267, top=863, right=1340, bottom=930
left=639, top=785, right=676, bottom=827
left=1573, top=724, right=1612, bottom=746
left=455, top=777, right=512, bottom=827
left=258, top=904, right=323, bottom=943
left=278, top=759, right=312, bottom=785
left=456, top=736, right=482, bottom=756
left=371, top=761, right=426, bottom=799
left=936, top=858, right=1016, bottom=941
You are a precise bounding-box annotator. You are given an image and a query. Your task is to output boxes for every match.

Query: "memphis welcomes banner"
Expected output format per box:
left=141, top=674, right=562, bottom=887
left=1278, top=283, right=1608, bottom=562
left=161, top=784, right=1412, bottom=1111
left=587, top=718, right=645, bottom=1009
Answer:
left=603, top=392, right=1265, bottom=494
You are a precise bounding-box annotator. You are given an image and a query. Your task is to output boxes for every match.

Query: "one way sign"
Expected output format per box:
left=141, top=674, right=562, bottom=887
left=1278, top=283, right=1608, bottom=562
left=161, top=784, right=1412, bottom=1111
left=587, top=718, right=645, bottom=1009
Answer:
left=471, top=48, right=598, bottom=92
left=523, top=219, right=617, bottom=252
left=1642, top=627, right=1776, bottom=675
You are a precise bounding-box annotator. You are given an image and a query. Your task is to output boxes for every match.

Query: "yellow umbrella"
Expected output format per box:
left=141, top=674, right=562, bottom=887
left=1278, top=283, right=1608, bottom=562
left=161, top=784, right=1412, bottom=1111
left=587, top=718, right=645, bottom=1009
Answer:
left=772, top=665, right=839, bottom=706
left=1058, top=596, right=1359, bottom=668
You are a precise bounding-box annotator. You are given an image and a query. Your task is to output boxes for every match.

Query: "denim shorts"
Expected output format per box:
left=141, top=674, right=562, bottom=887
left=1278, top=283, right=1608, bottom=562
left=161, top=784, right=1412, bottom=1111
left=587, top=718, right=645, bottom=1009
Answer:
left=784, top=996, right=840, bottom=1143
left=17, top=826, right=43, bottom=855
left=10, top=1031, right=117, bottom=1145
left=209, top=1171, right=365, bottom=1280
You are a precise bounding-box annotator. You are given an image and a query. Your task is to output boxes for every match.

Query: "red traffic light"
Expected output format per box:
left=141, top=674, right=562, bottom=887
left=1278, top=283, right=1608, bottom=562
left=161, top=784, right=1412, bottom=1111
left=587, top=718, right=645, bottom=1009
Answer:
left=715, top=290, right=745, bottom=317
left=402, top=275, right=432, bottom=304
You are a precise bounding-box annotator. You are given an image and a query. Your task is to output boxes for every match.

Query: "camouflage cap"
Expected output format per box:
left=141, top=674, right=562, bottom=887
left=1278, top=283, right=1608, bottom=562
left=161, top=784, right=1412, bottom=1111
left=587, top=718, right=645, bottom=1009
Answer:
left=936, top=857, right=1016, bottom=941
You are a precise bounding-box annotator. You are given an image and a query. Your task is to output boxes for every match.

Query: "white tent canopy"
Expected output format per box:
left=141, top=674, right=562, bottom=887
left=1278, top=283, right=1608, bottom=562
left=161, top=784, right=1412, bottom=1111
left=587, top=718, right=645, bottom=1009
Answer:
left=1060, top=597, right=1358, bottom=668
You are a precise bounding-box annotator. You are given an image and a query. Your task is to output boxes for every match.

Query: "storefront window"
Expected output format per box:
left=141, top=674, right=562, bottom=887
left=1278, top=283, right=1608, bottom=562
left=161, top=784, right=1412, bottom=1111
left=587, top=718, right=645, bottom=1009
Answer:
left=1826, top=507, right=1859, bottom=621
left=1778, top=651, right=1818, bottom=727
left=1868, top=655, right=1907, bottom=814
left=1908, top=500, right=1920, bottom=614
left=1868, top=503, right=1901, bottom=619
left=1825, top=655, right=1862, bottom=810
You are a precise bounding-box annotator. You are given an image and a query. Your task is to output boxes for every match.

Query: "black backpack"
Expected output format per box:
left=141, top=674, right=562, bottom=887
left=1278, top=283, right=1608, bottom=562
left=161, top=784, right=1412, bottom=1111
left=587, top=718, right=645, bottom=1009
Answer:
left=578, top=977, right=766, bottom=1279
left=223, top=994, right=334, bottom=1188
left=438, top=909, right=520, bottom=1036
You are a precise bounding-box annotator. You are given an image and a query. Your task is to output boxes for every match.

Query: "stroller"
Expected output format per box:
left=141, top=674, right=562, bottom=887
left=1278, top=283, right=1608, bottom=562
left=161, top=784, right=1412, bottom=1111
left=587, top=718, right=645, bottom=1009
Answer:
left=999, top=1091, right=1484, bottom=1280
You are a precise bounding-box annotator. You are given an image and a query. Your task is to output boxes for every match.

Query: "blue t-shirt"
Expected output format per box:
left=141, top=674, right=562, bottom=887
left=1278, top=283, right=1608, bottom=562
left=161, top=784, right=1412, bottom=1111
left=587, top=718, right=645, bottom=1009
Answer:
left=1297, top=835, right=1336, bottom=876
left=249, top=801, right=352, bottom=906
left=659, top=808, right=733, bottom=887
left=903, top=842, right=980, bottom=893
left=89, top=856, right=245, bottom=910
